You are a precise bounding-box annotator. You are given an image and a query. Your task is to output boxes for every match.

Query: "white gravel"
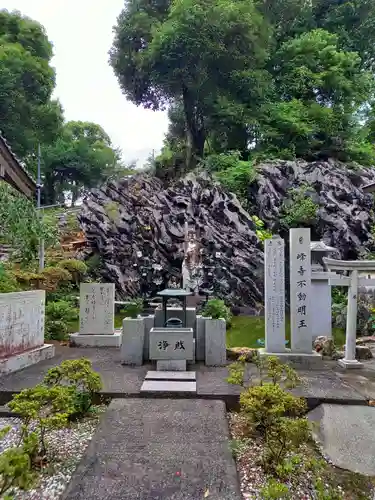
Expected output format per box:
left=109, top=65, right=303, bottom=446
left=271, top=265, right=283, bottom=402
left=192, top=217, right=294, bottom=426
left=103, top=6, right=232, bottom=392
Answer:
left=0, top=412, right=102, bottom=500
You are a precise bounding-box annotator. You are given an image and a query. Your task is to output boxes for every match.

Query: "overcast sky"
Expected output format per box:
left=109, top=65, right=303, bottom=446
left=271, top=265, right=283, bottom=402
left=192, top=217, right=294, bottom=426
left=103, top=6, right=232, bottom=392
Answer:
left=1, top=0, right=169, bottom=166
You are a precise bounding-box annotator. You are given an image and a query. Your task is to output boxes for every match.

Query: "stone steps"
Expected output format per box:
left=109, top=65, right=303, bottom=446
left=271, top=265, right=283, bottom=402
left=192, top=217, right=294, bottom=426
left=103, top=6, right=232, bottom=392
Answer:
left=141, top=370, right=197, bottom=394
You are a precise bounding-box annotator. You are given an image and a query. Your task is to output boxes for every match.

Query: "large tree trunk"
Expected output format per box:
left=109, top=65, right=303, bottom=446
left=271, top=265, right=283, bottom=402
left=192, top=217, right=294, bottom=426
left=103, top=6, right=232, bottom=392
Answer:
left=182, top=85, right=206, bottom=171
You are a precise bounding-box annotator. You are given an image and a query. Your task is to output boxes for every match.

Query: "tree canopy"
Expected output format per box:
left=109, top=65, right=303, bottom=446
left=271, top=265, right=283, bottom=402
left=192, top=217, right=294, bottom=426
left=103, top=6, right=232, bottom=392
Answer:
left=0, top=9, right=124, bottom=205
left=111, top=0, right=375, bottom=172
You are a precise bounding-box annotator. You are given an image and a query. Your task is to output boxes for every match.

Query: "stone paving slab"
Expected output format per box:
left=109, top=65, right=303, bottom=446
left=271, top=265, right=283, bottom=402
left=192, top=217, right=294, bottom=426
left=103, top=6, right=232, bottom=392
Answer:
left=141, top=380, right=197, bottom=394
left=308, top=404, right=375, bottom=475
left=145, top=371, right=196, bottom=381
left=62, top=399, right=242, bottom=500
left=335, top=372, right=375, bottom=400
left=0, top=347, right=371, bottom=404
left=290, top=370, right=366, bottom=403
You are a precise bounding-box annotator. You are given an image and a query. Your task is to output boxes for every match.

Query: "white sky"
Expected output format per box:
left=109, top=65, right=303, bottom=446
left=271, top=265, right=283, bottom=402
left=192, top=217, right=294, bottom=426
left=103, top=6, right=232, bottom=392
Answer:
left=1, top=0, right=168, bottom=166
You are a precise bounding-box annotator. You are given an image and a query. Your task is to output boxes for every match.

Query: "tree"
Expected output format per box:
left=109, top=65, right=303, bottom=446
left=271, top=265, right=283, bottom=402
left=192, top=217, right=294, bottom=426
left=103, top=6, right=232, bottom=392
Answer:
left=41, top=121, right=123, bottom=205
left=256, top=29, right=374, bottom=162
left=0, top=10, right=63, bottom=159
left=110, top=0, right=269, bottom=169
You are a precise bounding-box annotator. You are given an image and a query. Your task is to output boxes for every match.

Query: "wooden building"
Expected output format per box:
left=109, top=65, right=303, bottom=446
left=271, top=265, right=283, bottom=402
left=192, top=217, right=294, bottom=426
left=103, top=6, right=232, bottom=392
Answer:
left=0, top=133, right=36, bottom=198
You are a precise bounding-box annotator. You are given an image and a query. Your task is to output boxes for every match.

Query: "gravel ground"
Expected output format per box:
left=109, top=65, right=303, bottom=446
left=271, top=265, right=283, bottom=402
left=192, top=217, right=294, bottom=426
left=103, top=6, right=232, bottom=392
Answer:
left=0, top=411, right=102, bottom=500
left=228, top=412, right=371, bottom=500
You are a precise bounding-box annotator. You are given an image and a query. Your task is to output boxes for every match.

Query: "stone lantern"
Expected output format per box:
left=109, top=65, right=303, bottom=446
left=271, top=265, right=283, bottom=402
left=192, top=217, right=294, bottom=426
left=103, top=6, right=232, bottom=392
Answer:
left=310, top=241, right=339, bottom=339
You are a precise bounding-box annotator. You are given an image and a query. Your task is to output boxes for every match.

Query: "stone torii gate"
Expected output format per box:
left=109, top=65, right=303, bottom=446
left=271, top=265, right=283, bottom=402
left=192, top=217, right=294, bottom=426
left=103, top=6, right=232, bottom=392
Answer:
left=324, top=258, right=375, bottom=369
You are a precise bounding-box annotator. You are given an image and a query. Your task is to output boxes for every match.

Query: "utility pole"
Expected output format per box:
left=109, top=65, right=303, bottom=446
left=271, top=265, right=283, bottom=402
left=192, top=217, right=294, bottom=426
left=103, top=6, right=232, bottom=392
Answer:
left=37, top=143, right=45, bottom=271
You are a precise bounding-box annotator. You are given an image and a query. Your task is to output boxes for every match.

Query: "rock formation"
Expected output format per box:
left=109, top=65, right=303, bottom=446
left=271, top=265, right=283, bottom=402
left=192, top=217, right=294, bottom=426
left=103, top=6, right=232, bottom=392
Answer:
left=79, top=173, right=264, bottom=307
left=249, top=159, right=375, bottom=258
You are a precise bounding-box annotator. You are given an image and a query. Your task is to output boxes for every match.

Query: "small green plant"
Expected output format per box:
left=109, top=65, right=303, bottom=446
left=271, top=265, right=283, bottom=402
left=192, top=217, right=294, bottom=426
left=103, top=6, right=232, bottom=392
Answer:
left=229, top=437, right=251, bottom=458
left=201, top=299, right=232, bottom=323
left=0, top=443, right=36, bottom=497
left=251, top=215, right=272, bottom=243
left=0, top=264, right=21, bottom=293
left=260, top=478, right=289, bottom=499
left=314, top=478, right=344, bottom=500
left=45, top=300, right=78, bottom=340
left=280, top=184, right=318, bottom=228
left=58, top=259, right=87, bottom=285
left=123, top=298, right=144, bottom=319
left=9, top=385, right=76, bottom=458
left=44, top=358, right=102, bottom=417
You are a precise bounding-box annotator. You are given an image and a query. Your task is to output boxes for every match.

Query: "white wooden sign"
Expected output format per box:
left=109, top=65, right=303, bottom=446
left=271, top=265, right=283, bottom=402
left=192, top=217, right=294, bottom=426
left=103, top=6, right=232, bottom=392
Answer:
left=290, top=228, right=312, bottom=353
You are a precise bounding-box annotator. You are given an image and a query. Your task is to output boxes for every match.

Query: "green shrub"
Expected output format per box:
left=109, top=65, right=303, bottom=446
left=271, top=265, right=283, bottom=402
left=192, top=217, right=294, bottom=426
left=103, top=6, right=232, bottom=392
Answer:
left=260, top=478, right=289, bottom=499
left=280, top=185, right=318, bottom=228
left=202, top=299, right=232, bottom=323
left=45, top=300, right=78, bottom=340
left=123, top=298, right=144, bottom=319
left=44, top=358, right=102, bottom=417
left=240, top=383, right=306, bottom=434
left=58, top=259, right=87, bottom=285
left=251, top=216, right=272, bottom=243
left=9, top=385, right=76, bottom=458
left=0, top=264, right=21, bottom=293
left=0, top=444, right=36, bottom=497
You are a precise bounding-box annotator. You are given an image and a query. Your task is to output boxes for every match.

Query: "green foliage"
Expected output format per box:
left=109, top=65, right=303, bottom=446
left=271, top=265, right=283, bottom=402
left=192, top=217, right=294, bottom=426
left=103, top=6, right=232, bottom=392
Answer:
left=57, top=259, right=87, bottom=285
left=203, top=151, right=257, bottom=204
left=240, top=383, right=306, bottom=434
left=202, top=299, right=232, bottom=323
left=110, top=0, right=269, bottom=168
left=280, top=185, right=318, bottom=228
left=228, top=354, right=301, bottom=388
left=44, top=358, right=102, bottom=417
left=123, top=298, right=144, bottom=319
left=45, top=300, right=78, bottom=341
left=0, top=9, right=63, bottom=159
left=0, top=445, right=36, bottom=497
left=251, top=216, right=272, bottom=243
left=314, top=478, right=344, bottom=500
left=260, top=478, right=289, bottom=499
left=9, top=384, right=76, bottom=457
left=0, top=183, right=58, bottom=264
left=41, top=121, right=123, bottom=205
left=0, top=264, right=21, bottom=293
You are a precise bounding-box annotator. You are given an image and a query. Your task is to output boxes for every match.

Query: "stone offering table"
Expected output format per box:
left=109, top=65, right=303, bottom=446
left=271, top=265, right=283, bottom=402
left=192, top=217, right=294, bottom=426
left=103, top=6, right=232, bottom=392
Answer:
left=0, top=290, right=54, bottom=374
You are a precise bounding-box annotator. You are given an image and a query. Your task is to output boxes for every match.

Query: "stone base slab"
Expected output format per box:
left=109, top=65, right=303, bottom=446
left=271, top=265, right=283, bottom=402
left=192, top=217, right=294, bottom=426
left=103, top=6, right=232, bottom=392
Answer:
left=0, top=344, right=55, bottom=375
left=157, top=360, right=187, bottom=371
left=140, top=380, right=197, bottom=394
left=338, top=359, right=364, bottom=369
left=145, top=371, right=196, bottom=381
left=70, top=332, right=121, bottom=347
left=259, top=348, right=323, bottom=368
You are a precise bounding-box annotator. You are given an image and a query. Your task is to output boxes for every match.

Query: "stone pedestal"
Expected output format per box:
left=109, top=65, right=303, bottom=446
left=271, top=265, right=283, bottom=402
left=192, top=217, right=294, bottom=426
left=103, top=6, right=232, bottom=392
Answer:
left=205, top=318, right=226, bottom=366
left=0, top=290, right=54, bottom=374
left=121, top=317, right=145, bottom=366
left=196, top=315, right=206, bottom=361
left=157, top=360, right=187, bottom=371
left=259, top=348, right=323, bottom=368
left=142, top=314, right=155, bottom=361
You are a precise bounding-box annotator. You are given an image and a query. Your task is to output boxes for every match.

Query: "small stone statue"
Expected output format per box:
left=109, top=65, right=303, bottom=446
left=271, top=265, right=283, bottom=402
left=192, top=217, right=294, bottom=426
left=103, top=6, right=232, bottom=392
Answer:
left=182, top=224, right=203, bottom=293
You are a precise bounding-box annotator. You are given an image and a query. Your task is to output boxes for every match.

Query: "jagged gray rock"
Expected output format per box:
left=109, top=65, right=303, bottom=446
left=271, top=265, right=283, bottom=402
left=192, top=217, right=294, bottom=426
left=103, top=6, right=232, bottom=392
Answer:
left=79, top=173, right=264, bottom=307
left=249, top=159, right=375, bottom=258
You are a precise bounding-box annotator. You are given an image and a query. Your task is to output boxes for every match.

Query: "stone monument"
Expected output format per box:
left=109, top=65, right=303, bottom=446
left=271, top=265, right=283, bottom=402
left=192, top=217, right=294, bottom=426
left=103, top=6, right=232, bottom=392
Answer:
left=264, top=236, right=286, bottom=353
left=70, top=283, right=121, bottom=347
left=0, top=290, right=54, bottom=374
